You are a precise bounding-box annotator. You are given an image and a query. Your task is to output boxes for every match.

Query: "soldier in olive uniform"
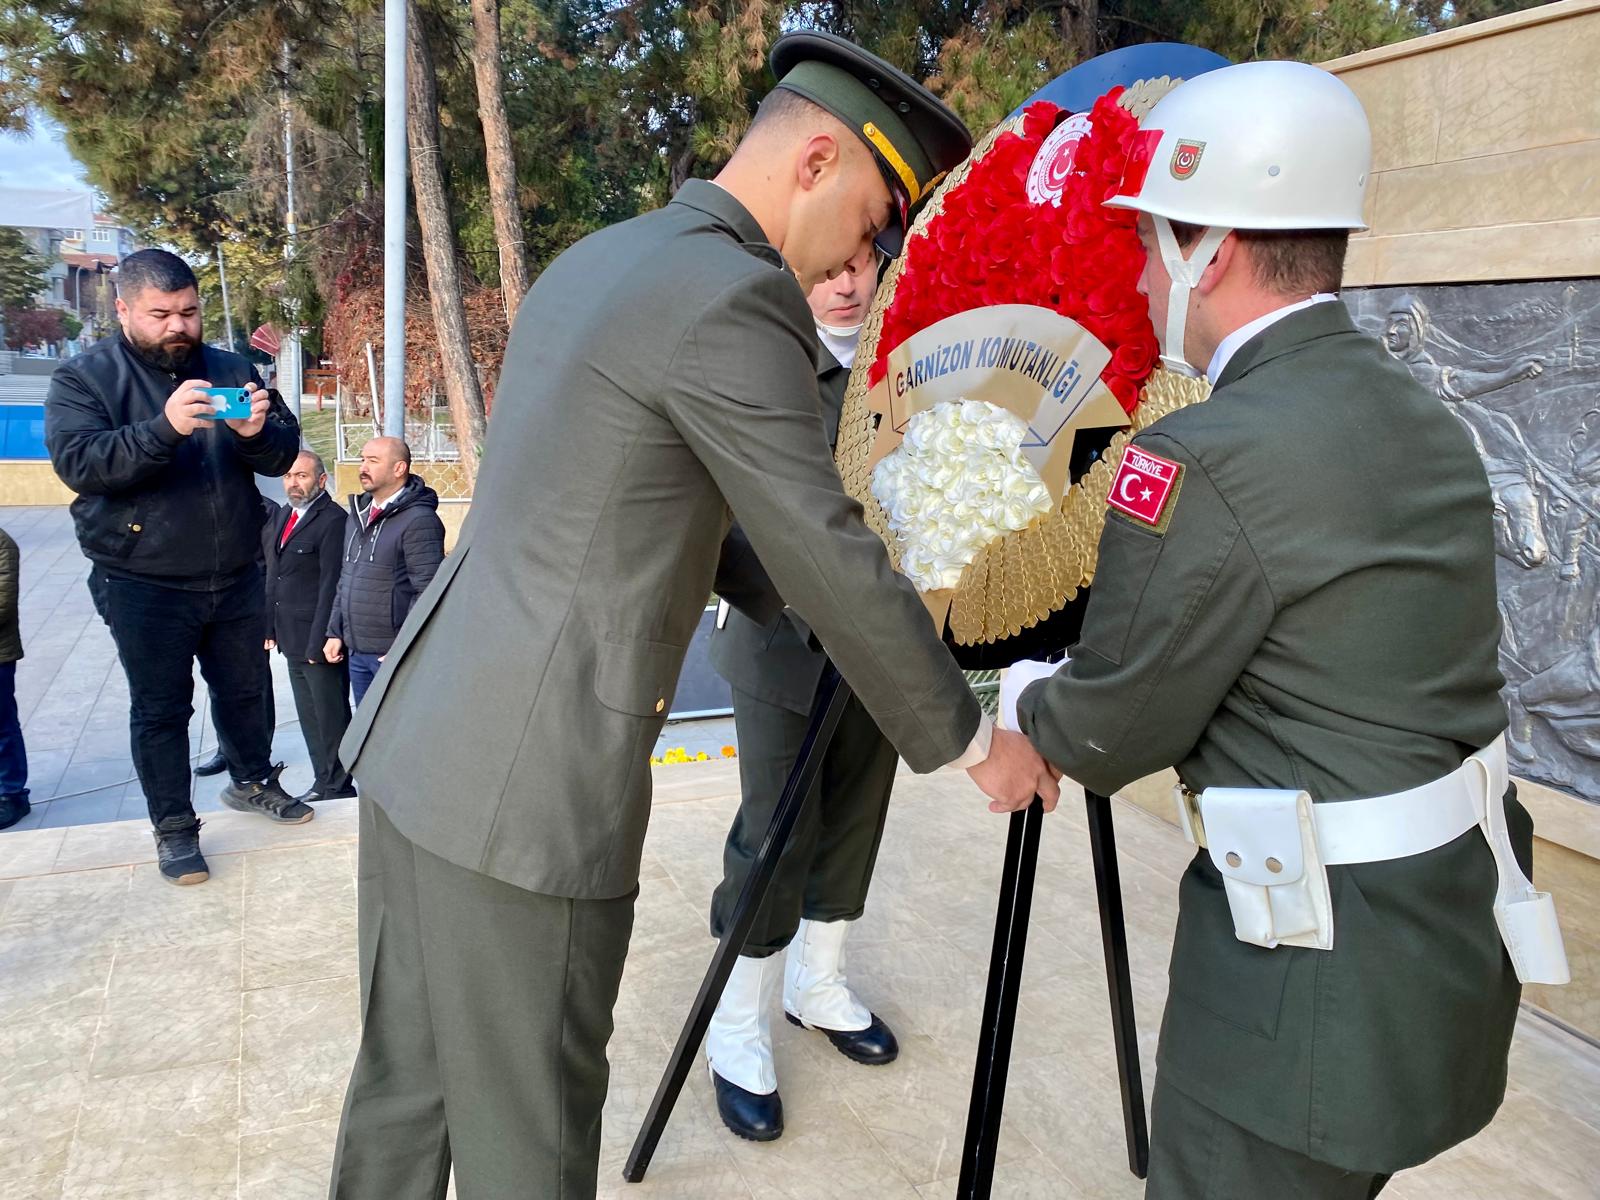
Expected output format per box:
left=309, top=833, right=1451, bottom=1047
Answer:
left=328, top=32, right=1057, bottom=1200
left=1006, top=63, right=1553, bottom=1197
left=705, top=240, right=904, bottom=1140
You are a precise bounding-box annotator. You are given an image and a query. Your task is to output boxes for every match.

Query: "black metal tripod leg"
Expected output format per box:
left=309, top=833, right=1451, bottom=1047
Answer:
left=624, top=664, right=853, bottom=1183
left=1084, top=789, right=1150, bottom=1179
left=957, top=797, right=1045, bottom=1199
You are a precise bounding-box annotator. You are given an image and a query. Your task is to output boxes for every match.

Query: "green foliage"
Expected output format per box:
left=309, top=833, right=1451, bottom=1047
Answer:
left=4, top=0, right=1551, bottom=373
left=0, top=227, right=50, bottom=309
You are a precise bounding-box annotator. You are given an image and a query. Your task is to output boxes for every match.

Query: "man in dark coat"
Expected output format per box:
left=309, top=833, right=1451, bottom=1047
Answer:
left=323, top=437, right=445, bottom=706
left=44, top=249, right=310, bottom=885
left=265, top=450, right=355, bottom=803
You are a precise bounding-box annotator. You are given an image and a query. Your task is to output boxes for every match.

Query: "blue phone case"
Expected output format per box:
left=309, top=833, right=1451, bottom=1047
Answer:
left=197, top=386, right=254, bottom=421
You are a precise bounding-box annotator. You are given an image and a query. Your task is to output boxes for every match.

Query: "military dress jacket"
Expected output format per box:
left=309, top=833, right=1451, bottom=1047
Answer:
left=341, top=181, right=979, bottom=900
left=708, top=346, right=850, bottom=714
left=1018, top=302, right=1528, bottom=1172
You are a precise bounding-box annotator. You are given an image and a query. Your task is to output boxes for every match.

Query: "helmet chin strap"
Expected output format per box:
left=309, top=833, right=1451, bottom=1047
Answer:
left=1154, top=218, right=1231, bottom=378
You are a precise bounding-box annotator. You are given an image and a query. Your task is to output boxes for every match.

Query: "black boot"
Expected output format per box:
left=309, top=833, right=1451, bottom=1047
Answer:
left=711, top=1069, right=784, bottom=1142
left=193, top=750, right=228, bottom=777
left=0, top=790, right=31, bottom=831
left=784, top=1011, right=899, bottom=1065
left=153, top=818, right=209, bottom=885
left=221, top=764, right=314, bottom=824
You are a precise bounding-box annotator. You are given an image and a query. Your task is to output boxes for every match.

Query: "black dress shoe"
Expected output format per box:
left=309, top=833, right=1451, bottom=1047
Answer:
left=711, top=1069, right=784, bottom=1141
left=193, top=750, right=228, bottom=777
left=294, top=783, right=358, bottom=804
left=785, top=1011, right=899, bottom=1066
left=0, top=791, right=31, bottom=831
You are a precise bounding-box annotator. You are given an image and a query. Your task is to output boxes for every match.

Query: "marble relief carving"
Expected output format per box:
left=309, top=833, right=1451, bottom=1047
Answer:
left=1348, top=281, right=1600, bottom=803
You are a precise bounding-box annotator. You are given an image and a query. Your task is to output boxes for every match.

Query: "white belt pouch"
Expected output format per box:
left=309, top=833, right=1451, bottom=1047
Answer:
left=1174, top=736, right=1570, bottom=983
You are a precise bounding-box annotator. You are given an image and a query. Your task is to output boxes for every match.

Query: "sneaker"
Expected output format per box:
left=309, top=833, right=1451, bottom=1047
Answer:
left=0, top=791, right=31, bottom=831
left=221, top=764, right=315, bottom=824
left=154, top=819, right=210, bottom=885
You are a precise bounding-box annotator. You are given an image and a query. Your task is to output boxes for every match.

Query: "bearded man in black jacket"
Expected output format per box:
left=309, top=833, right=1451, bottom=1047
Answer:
left=45, top=249, right=313, bottom=885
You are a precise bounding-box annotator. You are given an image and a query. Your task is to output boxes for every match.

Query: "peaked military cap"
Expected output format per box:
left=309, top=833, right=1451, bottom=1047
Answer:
left=770, top=29, right=973, bottom=253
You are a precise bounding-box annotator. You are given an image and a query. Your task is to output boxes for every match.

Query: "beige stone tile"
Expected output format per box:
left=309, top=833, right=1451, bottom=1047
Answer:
left=598, top=1030, right=752, bottom=1199
left=90, top=988, right=242, bottom=1080
left=119, top=856, right=245, bottom=952
left=1372, top=141, right=1600, bottom=237
left=0, top=827, right=65, bottom=880
left=0, top=866, right=130, bottom=960
left=914, top=1148, right=1086, bottom=1198
left=1507, top=1013, right=1600, bottom=1131
left=1352, top=217, right=1600, bottom=288
left=830, top=1032, right=1035, bottom=1187
left=0, top=1012, right=97, bottom=1182
left=731, top=1092, right=923, bottom=1199
left=244, top=913, right=358, bottom=992
left=239, top=1117, right=340, bottom=1200
left=240, top=974, right=361, bottom=1135
left=1397, top=1081, right=1600, bottom=1199
left=997, top=1051, right=1147, bottom=1200
left=1525, top=930, right=1600, bottom=1041
left=62, top=1059, right=240, bottom=1199
left=650, top=759, right=743, bottom=806
left=0, top=876, right=13, bottom=916
left=197, top=800, right=358, bottom=859
left=51, top=818, right=161, bottom=874
left=89, top=942, right=243, bottom=1080
left=242, top=842, right=358, bottom=990
left=1433, top=15, right=1600, bottom=162
left=0, top=946, right=111, bottom=1024
left=0, top=1173, right=64, bottom=1200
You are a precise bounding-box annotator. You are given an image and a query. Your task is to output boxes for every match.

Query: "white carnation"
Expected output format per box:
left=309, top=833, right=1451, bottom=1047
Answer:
left=870, top=399, right=1054, bottom=592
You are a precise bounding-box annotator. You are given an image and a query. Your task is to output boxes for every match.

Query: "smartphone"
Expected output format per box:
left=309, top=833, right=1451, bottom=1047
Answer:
left=196, top=386, right=254, bottom=421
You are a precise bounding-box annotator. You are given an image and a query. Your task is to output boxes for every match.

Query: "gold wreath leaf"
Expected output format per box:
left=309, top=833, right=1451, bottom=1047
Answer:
left=836, top=81, right=1211, bottom=645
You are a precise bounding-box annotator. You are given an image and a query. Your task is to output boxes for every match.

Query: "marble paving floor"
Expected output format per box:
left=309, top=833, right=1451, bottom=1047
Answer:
left=1, top=759, right=1596, bottom=1199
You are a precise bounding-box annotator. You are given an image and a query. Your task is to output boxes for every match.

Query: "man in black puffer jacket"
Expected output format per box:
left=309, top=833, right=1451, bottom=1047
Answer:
left=45, top=250, right=312, bottom=886
left=324, top=437, right=445, bottom=706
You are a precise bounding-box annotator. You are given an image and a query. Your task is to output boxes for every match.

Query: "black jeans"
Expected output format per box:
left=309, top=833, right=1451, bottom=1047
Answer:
left=0, top=661, right=27, bottom=798
left=285, top=657, right=351, bottom=792
left=96, top=566, right=273, bottom=830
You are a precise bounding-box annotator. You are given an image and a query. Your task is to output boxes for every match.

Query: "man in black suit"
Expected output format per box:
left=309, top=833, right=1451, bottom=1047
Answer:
left=264, top=450, right=355, bottom=803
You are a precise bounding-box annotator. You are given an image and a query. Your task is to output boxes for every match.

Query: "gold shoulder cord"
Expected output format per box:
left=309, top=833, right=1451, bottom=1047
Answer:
left=834, top=78, right=1212, bottom=646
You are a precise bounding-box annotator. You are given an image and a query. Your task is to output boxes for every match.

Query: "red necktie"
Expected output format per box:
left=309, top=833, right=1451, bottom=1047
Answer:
left=367, top=504, right=381, bottom=526
left=279, top=509, right=299, bottom=548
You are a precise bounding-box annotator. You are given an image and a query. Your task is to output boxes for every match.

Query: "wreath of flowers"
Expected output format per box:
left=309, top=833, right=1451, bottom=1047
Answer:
left=868, top=90, right=1158, bottom=414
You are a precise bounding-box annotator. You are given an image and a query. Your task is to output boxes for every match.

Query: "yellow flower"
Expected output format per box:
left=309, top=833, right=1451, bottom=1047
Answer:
left=696, top=752, right=709, bottom=761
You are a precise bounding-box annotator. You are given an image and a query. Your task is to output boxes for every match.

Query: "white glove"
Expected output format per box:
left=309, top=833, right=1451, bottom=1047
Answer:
left=998, top=658, right=1069, bottom=731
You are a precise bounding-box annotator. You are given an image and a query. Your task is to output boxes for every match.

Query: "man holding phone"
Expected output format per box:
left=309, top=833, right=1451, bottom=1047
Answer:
left=46, top=249, right=311, bottom=886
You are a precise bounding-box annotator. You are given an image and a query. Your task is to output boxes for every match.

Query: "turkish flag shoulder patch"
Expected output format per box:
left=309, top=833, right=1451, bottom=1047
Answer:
left=1106, top=445, right=1184, bottom=534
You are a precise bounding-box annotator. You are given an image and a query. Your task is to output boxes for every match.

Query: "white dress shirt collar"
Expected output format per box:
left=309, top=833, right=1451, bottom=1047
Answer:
left=1206, top=294, right=1339, bottom=386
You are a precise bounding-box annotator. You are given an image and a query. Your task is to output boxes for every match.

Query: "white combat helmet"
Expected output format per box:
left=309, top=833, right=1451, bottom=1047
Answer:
left=1104, top=60, right=1373, bottom=375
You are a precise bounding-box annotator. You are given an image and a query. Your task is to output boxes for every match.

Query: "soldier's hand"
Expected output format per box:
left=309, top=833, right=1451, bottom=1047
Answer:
left=968, top=728, right=1061, bottom=814
left=264, top=639, right=275, bottom=651
left=163, top=379, right=215, bottom=436
left=324, top=637, right=344, bottom=663
left=224, top=382, right=271, bottom=438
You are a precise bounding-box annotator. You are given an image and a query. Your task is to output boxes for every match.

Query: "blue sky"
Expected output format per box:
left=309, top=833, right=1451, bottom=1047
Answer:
left=0, top=112, right=93, bottom=195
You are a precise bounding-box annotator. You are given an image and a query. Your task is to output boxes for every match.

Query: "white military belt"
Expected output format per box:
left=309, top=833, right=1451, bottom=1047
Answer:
left=1172, top=735, right=1570, bottom=985
left=1175, top=738, right=1505, bottom=865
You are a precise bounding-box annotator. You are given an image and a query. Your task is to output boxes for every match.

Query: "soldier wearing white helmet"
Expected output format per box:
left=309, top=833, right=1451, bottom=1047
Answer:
left=1004, top=61, right=1567, bottom=1198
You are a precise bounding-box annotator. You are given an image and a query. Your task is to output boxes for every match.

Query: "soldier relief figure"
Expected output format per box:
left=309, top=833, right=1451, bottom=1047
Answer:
left=1377, top=292, right=1600, bottom=792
